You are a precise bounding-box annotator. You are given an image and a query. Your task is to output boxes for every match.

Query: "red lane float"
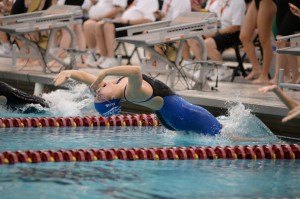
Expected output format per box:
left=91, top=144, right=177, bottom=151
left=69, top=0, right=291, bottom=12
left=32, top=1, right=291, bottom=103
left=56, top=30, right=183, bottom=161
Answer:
left=0, top=144, right=298, bottom=165
left=0, top=114, right=159, bottom=128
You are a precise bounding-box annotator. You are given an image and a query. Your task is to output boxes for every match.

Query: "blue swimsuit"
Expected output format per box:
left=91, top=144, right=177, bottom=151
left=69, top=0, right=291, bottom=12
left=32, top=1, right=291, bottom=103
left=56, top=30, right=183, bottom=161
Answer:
left=124, top=75, right=222, bottom=136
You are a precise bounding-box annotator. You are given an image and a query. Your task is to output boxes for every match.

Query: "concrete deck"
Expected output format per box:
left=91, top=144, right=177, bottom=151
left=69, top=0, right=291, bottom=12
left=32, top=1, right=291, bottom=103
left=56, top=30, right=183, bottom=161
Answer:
left=0, top=56, right=299, bottom=137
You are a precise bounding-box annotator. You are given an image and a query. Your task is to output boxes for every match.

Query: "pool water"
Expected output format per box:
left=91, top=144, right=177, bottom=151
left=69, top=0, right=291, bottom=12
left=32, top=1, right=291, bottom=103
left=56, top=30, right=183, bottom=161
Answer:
left=0, top=85, right=299, bottom=198
left=0, top=127, right=299, bottom=199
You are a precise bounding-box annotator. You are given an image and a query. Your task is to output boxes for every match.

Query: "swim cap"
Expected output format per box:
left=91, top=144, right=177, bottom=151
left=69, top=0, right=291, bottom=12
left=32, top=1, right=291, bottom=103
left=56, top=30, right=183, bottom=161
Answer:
left=94, top=99, right=121, bottom=117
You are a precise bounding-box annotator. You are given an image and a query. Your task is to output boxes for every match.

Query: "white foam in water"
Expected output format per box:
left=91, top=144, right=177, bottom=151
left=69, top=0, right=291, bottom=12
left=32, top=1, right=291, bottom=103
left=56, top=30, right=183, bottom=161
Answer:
left=217, top=97, right=280, bottom=143
left=42, top=83, right=97, bottom=117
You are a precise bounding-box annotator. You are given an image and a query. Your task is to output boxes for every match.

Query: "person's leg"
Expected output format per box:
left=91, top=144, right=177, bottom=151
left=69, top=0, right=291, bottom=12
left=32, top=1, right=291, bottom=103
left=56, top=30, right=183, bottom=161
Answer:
left=73, top=24, right=86, bottom=51
left=239, top=1, right=260, bottom=80
left=0, top=31, right=8, bottom=43
left=182, top=42, right=191, bottom=61
left=95, top=21, right=107, bottom=57
left=297, top=57, right=300, bottom=84
left=187, top=39, right=202, bottom=60
left=269, top=40, right=288, bottom=84
left=253, top=0, right=277, bottom=84
left=103, top=22, right=116, bottom=58
left=287, top=55, right=300, bottom=83
left=205, top=37, right=222, bottom=61
left=83, top=20, right=97, bottom=49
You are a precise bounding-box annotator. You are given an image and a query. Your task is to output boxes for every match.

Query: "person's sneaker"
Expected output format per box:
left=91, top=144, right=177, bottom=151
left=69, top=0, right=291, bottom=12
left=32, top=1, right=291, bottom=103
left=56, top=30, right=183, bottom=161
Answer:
left=209, top=67, right=232, bottom=81
left=88, top=56, right=106, bottom=68
left=98, top=57, right=119, bottom=69
left=85, top=53, right=96, bottom=67
left=0, top=43, right=12, bottom=56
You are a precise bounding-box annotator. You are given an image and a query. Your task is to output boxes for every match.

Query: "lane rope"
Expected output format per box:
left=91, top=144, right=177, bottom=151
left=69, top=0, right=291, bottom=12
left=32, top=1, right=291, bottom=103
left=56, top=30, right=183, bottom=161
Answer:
left=0, top=114, right=159, bottom=128
left=0, top=144, right=299, bottom=164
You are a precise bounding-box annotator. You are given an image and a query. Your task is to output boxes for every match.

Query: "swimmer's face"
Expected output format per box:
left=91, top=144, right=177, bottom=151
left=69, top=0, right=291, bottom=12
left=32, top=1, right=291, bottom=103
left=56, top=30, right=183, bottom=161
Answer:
left=95, top=81, right=119, bottom=102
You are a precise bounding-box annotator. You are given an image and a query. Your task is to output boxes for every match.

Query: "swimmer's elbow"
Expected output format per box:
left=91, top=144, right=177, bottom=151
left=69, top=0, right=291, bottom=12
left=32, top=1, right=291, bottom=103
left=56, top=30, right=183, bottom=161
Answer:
left=132, top=66, right=141, bottom=75
left=130, top=66, right=141, bottom=76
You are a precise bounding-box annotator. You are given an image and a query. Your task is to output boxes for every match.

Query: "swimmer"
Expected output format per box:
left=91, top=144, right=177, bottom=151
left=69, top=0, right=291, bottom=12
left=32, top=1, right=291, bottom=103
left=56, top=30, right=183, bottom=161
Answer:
left=54, top=65, right=269, bottom=141
left=54, top=65, right=221, bottom=135
left=259, top=85, right=300, bottom=122
left=0, top=81, right=48, bottom=113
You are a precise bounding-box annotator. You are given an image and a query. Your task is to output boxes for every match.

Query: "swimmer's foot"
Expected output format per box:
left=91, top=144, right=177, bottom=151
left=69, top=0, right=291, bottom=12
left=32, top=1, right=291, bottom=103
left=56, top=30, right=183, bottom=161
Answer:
left=245, top=71, right=261, bottom=80
left=251, top=77, right=269, bottom=85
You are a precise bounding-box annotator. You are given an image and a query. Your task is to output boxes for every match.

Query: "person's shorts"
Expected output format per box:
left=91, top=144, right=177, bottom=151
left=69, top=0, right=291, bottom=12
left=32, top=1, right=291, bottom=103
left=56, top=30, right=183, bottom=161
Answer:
left=113, top=22, right=128, bottom=38
left=276, top=0, right=300, bottom=36
left=213, top=31, right=241, bottom=53
left=255, top=0, right=277, bottom=10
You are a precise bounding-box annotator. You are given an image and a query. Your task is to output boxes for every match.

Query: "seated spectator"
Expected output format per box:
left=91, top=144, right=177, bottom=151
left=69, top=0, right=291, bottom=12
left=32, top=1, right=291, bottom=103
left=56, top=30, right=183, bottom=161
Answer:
left=83, top=0, right=128, bottom=67
left=239, top=0, right=277, bottom=84
left=191, top=0, right=202, bottom=12
left=9, top=0, right=52, bottom=66
left=154, top=0, right=191, bottom=21
left=95, top=0, right=159, bottom=69
left=270, top=0, right=300, bottom=85
left=187, top=0, right=246, bottom=81
left=259, top=85, right=300, bottom=123
left=55, top=0, right=90, bottom=66
left=0, top=0, right=14, bottom=56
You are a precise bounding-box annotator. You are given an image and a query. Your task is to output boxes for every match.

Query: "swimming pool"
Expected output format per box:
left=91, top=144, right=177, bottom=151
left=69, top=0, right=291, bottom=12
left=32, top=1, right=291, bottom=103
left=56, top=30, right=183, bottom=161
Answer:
left=0, top=85, right=299, bottom=198
left=0, top=125, right=299, bottom=199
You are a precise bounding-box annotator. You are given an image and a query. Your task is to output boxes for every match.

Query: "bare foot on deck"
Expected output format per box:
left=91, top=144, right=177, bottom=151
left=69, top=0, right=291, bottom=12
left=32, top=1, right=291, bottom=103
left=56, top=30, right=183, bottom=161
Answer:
left=27, top=59, right=40, bottom=66
left=268, top=78, right=277, bottom=85
left=251, top=76, right=269, bottom=85
left=245, top=70, right=261, bottom=80
left=17, top=58, right=29, bottom=66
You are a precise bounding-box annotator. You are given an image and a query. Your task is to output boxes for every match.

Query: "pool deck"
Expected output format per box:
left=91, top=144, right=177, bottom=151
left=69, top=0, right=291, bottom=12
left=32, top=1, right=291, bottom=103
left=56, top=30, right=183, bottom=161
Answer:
left=0, top=57, right=299, bottom=138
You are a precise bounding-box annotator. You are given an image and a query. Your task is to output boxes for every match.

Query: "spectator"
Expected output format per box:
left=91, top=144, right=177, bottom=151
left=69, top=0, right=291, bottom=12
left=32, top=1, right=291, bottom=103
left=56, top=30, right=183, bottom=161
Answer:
left=191, top=0, right=202, bottom=12
left=9, top=0, right=52, bottom=66
left=83, top=0, right=128, bottom=67
left=95, top=0, right=159, bottom=69
left=187, top=0, right=246, bottom=81
left=56, top=0, right=90, bottom=57
left=259, top=85, right=300, bottom=123
left=270, top=0, right=300, bottom=85
left=154, top=0, right=191, bottom=21
left=239, top=0, right=277, bottom=84
left=0, top=0, right=14, bottom=56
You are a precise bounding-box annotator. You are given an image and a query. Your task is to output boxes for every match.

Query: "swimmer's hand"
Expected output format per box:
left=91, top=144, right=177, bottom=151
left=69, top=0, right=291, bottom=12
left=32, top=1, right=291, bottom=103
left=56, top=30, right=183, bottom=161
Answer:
left=53, top=70, right=71, bottom=86
left=258, top=85, right=278, bottom=94
left=282, top=105, right=300, bottom=123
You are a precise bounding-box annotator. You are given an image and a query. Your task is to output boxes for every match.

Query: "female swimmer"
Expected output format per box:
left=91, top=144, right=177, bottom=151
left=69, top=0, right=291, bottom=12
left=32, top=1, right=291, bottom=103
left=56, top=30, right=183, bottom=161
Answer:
left=54, top=65, right=222, bottom=136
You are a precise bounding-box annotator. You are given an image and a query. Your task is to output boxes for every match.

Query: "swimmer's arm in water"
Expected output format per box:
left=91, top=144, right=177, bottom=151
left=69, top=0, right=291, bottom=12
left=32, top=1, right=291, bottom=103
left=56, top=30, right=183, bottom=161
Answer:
left=258, top=85, right=299, bottom=110
left=54, top=70, right=97, bottom=87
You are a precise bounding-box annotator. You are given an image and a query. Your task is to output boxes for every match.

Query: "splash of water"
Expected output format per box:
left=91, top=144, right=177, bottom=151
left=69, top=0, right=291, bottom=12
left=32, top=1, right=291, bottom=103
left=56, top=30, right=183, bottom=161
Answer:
left=217, top=99, right=280, bottom=143
left=42, top=84, right=97, bottom=117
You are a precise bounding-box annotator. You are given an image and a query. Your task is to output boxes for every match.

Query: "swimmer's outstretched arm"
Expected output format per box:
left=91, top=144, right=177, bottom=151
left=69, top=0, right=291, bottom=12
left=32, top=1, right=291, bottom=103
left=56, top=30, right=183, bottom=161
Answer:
left=259, top=85, right=300, bottom=122
left=258, top=85, right=299, bottom=110
left=54, top=70, right=97, bottom=87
